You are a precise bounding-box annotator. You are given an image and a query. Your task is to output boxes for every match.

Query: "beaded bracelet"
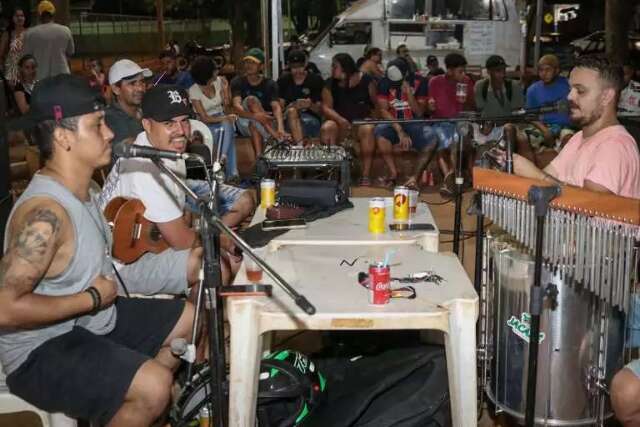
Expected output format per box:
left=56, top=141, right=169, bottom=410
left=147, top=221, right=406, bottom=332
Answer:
left=85, top=286, right=102, bottom=314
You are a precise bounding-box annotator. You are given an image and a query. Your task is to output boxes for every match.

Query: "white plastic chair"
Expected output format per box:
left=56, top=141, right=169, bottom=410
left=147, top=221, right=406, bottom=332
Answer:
left=0, top=363, right=77, bottom=427
left=189, top=119, right=215, bottom=165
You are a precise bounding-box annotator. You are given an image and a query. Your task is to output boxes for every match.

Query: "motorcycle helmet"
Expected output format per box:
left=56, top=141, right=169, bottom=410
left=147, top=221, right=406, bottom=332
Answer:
left=257, top=350, right=326, bottom=426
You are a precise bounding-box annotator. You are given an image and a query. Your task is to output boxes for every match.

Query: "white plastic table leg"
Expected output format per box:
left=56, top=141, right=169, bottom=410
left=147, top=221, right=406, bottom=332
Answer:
left=443, top=299, right=478, bottom=427
left=228, top=301, right=264, bottom=427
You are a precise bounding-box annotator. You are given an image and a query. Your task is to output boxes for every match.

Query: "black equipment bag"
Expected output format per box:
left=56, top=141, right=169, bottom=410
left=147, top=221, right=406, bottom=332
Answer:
left=299, top=344, right=451, bottom=427
left=258, top=338, right=451, bottom=427
left=277, top=180, right=346, bottom=208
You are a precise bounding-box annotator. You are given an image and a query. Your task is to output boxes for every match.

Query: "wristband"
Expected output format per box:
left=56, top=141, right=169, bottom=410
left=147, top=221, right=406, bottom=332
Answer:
left=85, top=286, right=102, bottom=314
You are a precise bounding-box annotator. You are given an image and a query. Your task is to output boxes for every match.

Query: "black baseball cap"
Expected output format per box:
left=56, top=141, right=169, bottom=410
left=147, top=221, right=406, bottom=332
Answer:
left=486, top=55, right=508, bottom=70
left=9, top=74, right=105, bottom=131
left=141, top=84, right=193, bottom=122
left=287, top=49, right=307, bottom=66
left=386, top=57, right=410, bottom=82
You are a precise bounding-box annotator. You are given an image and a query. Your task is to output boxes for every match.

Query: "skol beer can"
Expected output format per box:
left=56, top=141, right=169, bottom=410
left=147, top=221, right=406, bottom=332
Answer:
left=369, top=263, right=391, bottom=305
left=260, top=179, right=276, bottom=209
left=393, top=186, right=410, bottom=222
left=368, top=197, right=386, bottom=234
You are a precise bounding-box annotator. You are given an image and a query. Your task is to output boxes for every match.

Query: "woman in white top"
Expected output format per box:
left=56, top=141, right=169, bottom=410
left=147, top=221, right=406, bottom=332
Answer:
left=188, top=56, right=239, bottom=179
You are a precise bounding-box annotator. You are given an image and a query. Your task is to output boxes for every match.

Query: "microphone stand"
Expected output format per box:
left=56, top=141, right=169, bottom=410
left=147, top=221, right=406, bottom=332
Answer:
left=151, top=136, right=316, bottom=427
left=452, top=124, right=466, bottom=256
left=524, top=185, right=560, bottom=427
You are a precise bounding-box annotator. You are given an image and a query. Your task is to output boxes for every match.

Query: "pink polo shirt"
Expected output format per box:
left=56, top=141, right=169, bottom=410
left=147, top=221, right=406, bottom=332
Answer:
left=549, top=125, right=640, bottom=199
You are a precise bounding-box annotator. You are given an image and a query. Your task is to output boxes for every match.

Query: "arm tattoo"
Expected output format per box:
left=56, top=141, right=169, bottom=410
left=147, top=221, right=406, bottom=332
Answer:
left=0, top=208, right=61, bottom=289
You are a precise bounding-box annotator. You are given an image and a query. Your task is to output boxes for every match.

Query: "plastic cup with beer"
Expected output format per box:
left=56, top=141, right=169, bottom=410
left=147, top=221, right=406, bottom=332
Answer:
left=245, top=248, right=265, bottom=283
left=368, top=197, right=386, bottom=234
left=260, top=179, right=276, bottom=209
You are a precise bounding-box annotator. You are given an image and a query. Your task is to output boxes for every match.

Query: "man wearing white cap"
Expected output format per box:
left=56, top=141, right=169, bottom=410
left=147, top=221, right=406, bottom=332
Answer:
left=23, top=0, right=74, bottom=80
left=105, top=59, right=153, bottom=164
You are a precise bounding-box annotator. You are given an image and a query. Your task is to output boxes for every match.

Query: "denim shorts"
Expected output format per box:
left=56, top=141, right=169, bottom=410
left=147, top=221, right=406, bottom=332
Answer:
left=285, top=111, right=321, bottom=138
left=431, top=122, right=459, bottom=150
left=374, top=123, right=438, bottom=151
left=236, top=97, right=274, bottom=139
left=185, top=179, right=245, bottom=216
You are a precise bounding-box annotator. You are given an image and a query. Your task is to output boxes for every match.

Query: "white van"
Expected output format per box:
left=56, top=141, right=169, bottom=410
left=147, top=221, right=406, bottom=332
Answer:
left=308, top=0, right=522, bottom=78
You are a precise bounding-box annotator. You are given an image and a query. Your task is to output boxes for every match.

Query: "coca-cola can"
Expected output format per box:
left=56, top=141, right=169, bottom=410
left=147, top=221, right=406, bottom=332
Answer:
left=369, top=263, right=391, bottom=305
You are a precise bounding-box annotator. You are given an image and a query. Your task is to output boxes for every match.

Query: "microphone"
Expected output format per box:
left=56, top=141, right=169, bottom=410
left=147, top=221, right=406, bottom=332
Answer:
left=113, top=143, right=198, bottom=161
left=513, top=100, right=569, bottom=116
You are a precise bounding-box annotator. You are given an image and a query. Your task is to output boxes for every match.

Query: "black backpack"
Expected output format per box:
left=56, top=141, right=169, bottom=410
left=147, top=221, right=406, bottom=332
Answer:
left=301, top=342, right=451, bottom=427
left=481, top=78, right=513, bottom=102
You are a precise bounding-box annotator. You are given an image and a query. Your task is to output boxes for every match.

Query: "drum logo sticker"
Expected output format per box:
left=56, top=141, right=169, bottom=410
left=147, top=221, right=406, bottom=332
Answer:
left=506, top=312, right=546, bottom=344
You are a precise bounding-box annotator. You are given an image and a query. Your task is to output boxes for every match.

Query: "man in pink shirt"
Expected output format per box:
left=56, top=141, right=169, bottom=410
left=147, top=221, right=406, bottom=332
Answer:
left=512, top=55, right=640, bottom=425
left=513, top=56, right=640, bottom=199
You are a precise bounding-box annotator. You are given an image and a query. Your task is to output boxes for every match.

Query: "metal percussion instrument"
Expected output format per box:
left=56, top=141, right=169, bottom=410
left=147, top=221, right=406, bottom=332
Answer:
left=474, top=169, right=640, bottom=426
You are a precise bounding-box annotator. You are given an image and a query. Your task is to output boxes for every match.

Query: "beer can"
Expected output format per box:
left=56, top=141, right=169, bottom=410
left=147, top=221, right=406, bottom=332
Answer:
left=409, top=190, right=419, bottom=214
left=393, top=186, right=410, bottom=222
left=260, top=179, right=276, bottom=209
left=368, top=197, right=386, bottom=234
left=369, top=263, right=391, bottom=305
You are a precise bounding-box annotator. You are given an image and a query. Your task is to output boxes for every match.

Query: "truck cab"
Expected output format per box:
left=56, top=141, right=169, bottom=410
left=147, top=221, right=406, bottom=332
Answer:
left=308, top=0, right=522, bottom=78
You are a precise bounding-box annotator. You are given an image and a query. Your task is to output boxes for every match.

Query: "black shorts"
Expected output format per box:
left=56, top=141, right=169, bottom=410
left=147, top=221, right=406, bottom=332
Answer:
left=6, top=297, right=184, bottom=426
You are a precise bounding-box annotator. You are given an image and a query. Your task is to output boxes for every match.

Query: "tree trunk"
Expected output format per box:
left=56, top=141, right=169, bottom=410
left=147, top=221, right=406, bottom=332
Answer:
left=156, top=0, right=166, bottom=51
left=52, top=0, right=71, bottom=25
left=605, top=0, right=628, bottom=62
left=230, top=0, right=246, bottom=70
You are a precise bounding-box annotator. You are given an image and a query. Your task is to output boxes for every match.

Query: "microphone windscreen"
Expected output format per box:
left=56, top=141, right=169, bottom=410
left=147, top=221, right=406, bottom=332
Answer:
left=112, top=142, right=130, bottom=158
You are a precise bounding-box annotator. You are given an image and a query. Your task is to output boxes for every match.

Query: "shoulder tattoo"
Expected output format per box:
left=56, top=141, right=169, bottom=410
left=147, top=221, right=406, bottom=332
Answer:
left=11, top=208, right=61, bottom=266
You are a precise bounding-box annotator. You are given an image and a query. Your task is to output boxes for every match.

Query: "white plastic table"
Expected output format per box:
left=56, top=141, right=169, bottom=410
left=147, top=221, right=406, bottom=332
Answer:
left=228, top=245, right=478, bottom=426
left=253, top=197, right=440, bottom=252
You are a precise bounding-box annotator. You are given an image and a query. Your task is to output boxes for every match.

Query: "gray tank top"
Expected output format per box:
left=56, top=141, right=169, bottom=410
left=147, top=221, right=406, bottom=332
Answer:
left=0, top=174, right=117, bottom=374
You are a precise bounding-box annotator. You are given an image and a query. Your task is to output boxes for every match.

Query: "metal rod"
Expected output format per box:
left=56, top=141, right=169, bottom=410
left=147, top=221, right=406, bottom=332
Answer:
left=525, top=214, right=545, bottom=426
left=473, top=193, right=484, bottom=295
left=524, top=185, right=560, bottom=427
left=352, top=113, right=545, bottom=126
left=533, top=0, right=544, bottom=65
left=152, top=158, right=227, bottom=426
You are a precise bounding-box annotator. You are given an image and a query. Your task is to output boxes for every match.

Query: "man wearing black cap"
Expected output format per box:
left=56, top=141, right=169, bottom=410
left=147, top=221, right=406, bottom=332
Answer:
left=475, top=55, right=523, bottom=118
left=0, top=74, right=194, bottom=426
left=374, top=57, right=437, bottom=187
left=277, top=49, right=324, bottom=145
left=426, top=55, right=445, bottom=79
left=473, top=55, right=524, bottom=149
left=98, top=84, right=240, bottom=291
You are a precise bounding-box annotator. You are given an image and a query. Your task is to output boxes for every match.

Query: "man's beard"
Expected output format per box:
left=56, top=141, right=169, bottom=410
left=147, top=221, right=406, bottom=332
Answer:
left=571, top=104, right=603, bottom=128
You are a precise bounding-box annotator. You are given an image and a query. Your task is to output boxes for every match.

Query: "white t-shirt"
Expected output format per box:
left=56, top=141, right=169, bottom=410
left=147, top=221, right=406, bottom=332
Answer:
left=98, top=132, right=187, bottom=223
left=619, top=80, right=640, bottom=115
left=188, top=78, right=224, bottom=116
